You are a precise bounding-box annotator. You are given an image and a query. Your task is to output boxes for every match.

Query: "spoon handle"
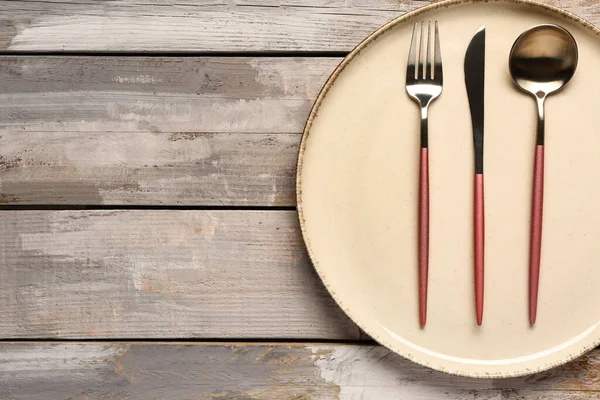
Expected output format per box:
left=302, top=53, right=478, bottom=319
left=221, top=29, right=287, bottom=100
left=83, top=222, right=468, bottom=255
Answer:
left=530, top=145, right=544, bottom=325
left=418, top=147, right=429, bottom=328
left=474, top=174, right=484, bottom=326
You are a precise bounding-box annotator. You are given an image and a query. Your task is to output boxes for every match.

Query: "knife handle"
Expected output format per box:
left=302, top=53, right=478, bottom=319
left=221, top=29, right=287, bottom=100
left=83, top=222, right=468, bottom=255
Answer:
left=530, top=145, right=544, bottom=325
left=419, top=147, right=429, bottom=328
left=474, top=173, right=484, bottom=326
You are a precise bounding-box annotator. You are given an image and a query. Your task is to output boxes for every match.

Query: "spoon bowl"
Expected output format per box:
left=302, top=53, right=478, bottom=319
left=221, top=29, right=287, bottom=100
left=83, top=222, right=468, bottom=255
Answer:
left=509, top=24, right=578, bottom=98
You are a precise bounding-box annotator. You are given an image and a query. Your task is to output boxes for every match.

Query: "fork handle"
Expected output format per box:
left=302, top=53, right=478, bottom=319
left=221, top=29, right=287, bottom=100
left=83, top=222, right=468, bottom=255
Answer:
left=418, top=106, right=429, bottom=328
left=418, top=147, right=429, bottom=328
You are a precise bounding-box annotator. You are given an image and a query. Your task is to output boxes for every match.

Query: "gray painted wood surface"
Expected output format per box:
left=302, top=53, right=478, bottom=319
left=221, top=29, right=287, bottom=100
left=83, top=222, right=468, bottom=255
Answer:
left=1, top=0, right=600, bottom=52
left=0, top=210, right=360, bottom=339
left=0, top=56, right=334, bottom=134
left=0, top=56, right=338, bottom=205
left=0, top=0, right=426, bottom=52
left=1, top=0, right=599, bottom=397
left=0, top=342, right=598, bottom=399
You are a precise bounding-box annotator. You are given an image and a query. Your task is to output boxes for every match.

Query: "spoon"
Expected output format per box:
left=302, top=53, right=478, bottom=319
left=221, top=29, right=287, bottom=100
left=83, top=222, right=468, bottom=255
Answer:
left=509, top=24, right=578, bottom=325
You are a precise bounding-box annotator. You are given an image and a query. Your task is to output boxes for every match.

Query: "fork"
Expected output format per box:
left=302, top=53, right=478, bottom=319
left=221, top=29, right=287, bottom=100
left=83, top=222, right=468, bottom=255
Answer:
left=406, top=21, right=443, bottom=327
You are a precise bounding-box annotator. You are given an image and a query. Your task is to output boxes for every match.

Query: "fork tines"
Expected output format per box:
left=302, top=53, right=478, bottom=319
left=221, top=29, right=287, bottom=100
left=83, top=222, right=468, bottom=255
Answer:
left=407, top=21, right=443, bottom=84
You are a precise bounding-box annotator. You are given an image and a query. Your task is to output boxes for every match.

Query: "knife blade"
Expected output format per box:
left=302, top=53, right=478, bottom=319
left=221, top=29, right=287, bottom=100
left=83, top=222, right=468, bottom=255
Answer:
left=464, top=26, right=486, bottom=326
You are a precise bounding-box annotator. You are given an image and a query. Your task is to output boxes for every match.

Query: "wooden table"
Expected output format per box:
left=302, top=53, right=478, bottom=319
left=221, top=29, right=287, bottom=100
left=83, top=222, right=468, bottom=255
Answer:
left=0, top=1, right=598, bottom=398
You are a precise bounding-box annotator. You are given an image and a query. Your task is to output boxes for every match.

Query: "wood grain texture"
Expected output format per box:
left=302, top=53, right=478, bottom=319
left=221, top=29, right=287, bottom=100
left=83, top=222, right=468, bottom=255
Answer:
left=0, top=342, right=598, bottom=399
left=1, top=0, right=599, bottom=52
left=0, top=56, right=334, bottom=133
left=0, top=210, right=360, bottom=339
left=0, top=56, right=339, bottom=205
left=0, top=0, right=423, bottom=52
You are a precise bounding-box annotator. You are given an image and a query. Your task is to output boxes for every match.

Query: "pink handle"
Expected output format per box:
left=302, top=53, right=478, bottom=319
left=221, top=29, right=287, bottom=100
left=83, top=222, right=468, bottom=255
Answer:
left=474, top=174, right=484, bottom=326
left=419, top=148, right=429, bottom=327
left=530, top=145, right=544, bottom=325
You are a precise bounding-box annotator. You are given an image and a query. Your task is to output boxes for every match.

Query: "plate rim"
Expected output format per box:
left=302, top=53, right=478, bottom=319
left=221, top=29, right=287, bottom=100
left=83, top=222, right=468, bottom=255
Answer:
left=295, top=0, right=600, bottom=378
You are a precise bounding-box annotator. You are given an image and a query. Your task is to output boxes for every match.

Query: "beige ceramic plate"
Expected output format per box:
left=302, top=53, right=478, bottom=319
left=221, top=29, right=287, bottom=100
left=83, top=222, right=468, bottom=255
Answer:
left=297, top=0, right=600, bottom=377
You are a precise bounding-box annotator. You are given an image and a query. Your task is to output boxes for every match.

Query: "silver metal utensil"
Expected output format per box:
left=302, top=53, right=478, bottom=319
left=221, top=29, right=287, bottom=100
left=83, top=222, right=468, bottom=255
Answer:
left=509, top=24, right=578, bottom=325
left=464, top=25, right=486, bottom=326
left=406, top=21, right=443, bottom=327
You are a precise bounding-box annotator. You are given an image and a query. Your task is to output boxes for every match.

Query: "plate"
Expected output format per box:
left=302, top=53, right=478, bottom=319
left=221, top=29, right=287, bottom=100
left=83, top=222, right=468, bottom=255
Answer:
left=297, top=0, right=600, bottom=377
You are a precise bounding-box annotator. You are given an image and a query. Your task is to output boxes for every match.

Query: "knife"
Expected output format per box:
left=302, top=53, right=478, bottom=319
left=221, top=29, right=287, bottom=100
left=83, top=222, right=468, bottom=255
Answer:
left=464, top=26, right=486, bottom=326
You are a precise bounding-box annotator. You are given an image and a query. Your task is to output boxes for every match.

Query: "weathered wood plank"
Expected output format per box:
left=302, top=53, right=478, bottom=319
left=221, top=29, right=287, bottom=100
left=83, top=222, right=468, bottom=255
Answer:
left=1, top=0, right=598, bottom=52
left=0, top=210, right=360, bottom=339
left=0, top=56, right=339, bottom=205
left=0, top=342, right=598, bottom=399
left=0, top=56, right=335, bottom=133
left=0, top=0, right=424, bottom=52
left=0, top=132, right=299, bottom=206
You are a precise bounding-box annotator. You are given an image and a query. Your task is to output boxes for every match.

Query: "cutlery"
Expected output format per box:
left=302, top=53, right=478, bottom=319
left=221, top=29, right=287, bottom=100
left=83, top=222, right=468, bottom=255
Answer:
left=464, top=25, right=486, bottom=326
left=509, top=24, right=578, bottom=325
left=406, top=21, right=443, bottom=327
